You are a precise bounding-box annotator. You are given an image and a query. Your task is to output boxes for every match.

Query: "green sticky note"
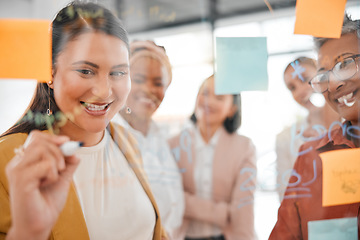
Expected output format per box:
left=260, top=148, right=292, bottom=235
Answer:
left=308, top=217, right=358, bottom=240
left=215, top=37, right=268, bottom=94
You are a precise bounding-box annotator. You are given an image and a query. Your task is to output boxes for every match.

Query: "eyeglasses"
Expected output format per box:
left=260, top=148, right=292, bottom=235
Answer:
left=309, top=54, right=360, bottom=93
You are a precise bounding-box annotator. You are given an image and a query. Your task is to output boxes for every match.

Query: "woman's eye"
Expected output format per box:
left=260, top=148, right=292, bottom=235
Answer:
left=132, top=78, right=145, bottom=84
left=288, top=85, right=295, bottom=92
left=111, top=71, right=127, bottom=77
left=337, top=59, right=354, bottom=69
left=76, top=69, right=93, bottom=75
left=154, top=82, right=164, bottom=87
left=216, top=96, right=225, bottom=100
left=319, top=74, right=328, bottom=82
left=201, top=90, right=209, bottom=96
left=302, top=76, right=310, bottom=83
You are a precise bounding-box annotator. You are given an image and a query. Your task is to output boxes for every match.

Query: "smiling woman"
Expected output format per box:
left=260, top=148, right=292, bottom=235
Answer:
left=50, top=31, right=131, bottom=143
left=270, top=14, right=360, bottom=240
left=168, top=75, right=257, bottom=240
left=0, top=2, right=166, bottom=240
left=112, top=40, right=184, bottom=239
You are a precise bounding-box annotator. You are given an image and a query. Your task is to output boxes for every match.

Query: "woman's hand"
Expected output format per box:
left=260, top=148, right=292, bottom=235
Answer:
left=5, top=131, right=80, bottom=240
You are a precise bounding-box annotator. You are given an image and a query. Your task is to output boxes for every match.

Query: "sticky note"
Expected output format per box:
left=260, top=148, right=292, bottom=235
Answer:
left=214, top=37, right=268, bottom=94
left=308, top=217, right=357, bottom=240
left=294, top=0, right=346, bottom=38
left=0, top=19, right=52, bottom=82
left=320, top=148, right=360, bottom=207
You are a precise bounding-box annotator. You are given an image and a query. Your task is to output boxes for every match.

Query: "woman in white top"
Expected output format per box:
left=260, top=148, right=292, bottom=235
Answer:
left=0, top=2, right=166, bottom=240
left=112, top=40, right=185, bottom=238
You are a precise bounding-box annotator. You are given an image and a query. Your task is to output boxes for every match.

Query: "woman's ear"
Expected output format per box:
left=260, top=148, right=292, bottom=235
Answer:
left=227, top=105, right=237, bottom=118
left=51, top=64, right=57, bottom=78
left=47, top=80, right=54, bottom=89
left=49, top=67, right=56, bottom=89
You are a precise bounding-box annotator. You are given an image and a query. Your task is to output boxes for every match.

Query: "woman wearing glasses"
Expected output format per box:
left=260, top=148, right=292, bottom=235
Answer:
left=275, top=57, right=339, bottom=201
left=270, top=14, right=360, bottom=240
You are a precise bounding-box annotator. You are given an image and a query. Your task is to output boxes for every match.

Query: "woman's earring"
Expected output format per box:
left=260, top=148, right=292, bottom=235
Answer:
left=126, top=106, right=131, bottom=114
left=47, top=81, right=53, bottom=116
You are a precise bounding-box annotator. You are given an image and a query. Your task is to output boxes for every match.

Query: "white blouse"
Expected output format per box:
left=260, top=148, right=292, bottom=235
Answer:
left=186, top=126, right=222, bottom=238
left=112, top=115, right=185, bottom=236
left=73, top=130, right=155, bottom=240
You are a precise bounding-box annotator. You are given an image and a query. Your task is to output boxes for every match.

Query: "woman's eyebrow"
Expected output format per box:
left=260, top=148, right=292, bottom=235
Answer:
left=335, top=52, right=353, bottom=62
left=317, top=67, right=325, bottom=72
left=72, top=61, right=99, bottom=69
left=317, top=52, right=354, bottom=72
left=111, top=64, right=130, bottom=69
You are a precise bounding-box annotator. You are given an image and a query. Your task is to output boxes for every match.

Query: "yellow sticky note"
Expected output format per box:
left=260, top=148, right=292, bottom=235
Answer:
left=320, top=148, right=360, bottom=207
left=294, top=0, right=347, bottom=38
left=0, top=19, right=52, bottom=82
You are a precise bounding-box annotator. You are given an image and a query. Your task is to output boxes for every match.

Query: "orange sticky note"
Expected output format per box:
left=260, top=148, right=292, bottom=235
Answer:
left=294, top=0, right=347, bottom=38
left=320, top=148, right=360, bottom=207
left=0, top=19, right=51, bottom=82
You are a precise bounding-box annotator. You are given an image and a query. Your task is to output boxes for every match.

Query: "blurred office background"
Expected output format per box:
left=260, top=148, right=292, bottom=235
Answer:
left=1, top=0, right=359, bottom=239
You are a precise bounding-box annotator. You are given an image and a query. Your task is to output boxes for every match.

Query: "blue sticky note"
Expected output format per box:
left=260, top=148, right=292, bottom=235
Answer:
left=214, top=37, right=268, bottom=94
left=308, top=217, right=358, bottom=240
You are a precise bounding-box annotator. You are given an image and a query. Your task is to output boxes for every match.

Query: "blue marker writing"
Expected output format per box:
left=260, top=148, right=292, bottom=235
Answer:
left=291, top=60, right=306, bottom=82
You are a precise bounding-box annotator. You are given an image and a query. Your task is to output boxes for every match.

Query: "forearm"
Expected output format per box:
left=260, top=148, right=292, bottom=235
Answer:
left=184, top=192, right=228, bottom=228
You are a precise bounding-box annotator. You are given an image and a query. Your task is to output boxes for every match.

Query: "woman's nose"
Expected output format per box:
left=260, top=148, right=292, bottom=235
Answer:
left=92, top=77, right=112, bottom=99
left=145, top=81, right=159, bottom=94
left=328, top=74, right=344, bottom=92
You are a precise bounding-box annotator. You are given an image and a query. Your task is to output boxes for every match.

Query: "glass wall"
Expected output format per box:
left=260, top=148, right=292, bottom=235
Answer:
left=1, top=1, right=360, bottom=239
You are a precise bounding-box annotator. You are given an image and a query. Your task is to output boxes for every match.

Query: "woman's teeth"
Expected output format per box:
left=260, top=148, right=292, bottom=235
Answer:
left=82, top=102, right=109, bottom=111
left=344, top=99, right=355, bottom=107
left=337, top=92, right=355, bottom=107
left=139, top=97, right=155, bottom=105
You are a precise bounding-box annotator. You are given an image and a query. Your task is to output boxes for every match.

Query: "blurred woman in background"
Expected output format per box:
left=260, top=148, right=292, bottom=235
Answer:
left=275, top=57, right=339, bottom=201
left=112, top=40, right=184, bottom=239
left=169, top=75, right=257, bottom=240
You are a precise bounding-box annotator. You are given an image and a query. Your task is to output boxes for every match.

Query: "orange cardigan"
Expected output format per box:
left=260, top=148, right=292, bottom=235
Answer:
left=0, top=123, right=166, bottom=240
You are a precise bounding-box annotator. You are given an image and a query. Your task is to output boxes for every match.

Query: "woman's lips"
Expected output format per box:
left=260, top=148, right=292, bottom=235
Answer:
left=202, top=106, right=216, bottom=114
left=337, top=92, right=353, bottom=104
left=80, top=101, right=111, bottom=116
left=335, top=90, right=357, bottom=107
left=138, top=96, right=156, bottom=108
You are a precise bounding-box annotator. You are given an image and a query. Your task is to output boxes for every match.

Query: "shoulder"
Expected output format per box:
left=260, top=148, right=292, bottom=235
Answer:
left=168, top=127, right=194, bottom=148
left=222, top=130, right=255, bottom=150
left=108, top=122, right=142, bottom=158
left=109, top=122, right=137, bottom=144
left=218, top=131, right=256, bottom=166
left=0, top=133, right=28, bottom=188
left=0, top=133, right=28, bottom=161
left=300, top=123, right=346, bottom=152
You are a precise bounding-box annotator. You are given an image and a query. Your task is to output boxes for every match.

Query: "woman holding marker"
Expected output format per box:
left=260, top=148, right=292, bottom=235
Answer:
left=0, top=2, right=166, bottom=240
left=112, top=40, right=184, bottom=239
left=275, top=57, right=340, bottom=201
left=270, top=14, right=360, bottom=240
left=168, top=75, right=257, bottom=240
